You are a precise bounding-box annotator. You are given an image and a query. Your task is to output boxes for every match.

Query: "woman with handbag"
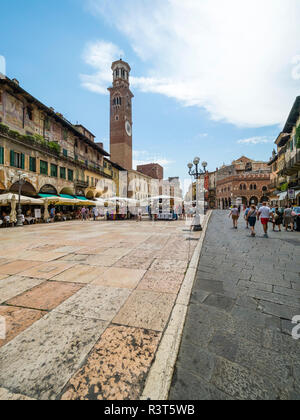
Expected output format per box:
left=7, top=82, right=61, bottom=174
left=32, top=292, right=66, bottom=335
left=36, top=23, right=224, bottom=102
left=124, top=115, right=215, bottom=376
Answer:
left=272, top=206, right=283, bottom=232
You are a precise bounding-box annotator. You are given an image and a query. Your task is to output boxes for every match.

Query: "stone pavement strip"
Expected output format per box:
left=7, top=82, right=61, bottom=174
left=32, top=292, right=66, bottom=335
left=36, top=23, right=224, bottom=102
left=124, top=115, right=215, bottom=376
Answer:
left=0, top=219, right=200, bottom=400
left=169, top=210, right=300, bottom=401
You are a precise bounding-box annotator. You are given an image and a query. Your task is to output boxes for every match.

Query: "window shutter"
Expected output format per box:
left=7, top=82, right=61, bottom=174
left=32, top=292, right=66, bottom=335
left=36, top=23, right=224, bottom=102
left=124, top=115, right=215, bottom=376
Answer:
left=21, top=153, right=25, bottom=169
left=0, top=147, right=4, bottom=164
left=10, top=150, right=15, bottom=167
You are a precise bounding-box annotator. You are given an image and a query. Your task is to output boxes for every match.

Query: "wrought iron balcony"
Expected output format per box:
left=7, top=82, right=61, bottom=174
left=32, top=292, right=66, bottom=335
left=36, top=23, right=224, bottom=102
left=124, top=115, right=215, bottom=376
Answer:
left=74, top=179, right=89, bottom=188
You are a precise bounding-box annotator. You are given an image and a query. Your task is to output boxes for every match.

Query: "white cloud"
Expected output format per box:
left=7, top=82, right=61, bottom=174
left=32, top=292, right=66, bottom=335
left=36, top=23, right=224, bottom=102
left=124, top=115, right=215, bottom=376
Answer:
left=237, top=136, right=273, bottom=145
left=133, top=150, right=174, bottom=169
left=80, top=41, right=124, bottom=94
left=292, top=55, right=300, bottom=81
left=84, top=0, right=300, bottom=128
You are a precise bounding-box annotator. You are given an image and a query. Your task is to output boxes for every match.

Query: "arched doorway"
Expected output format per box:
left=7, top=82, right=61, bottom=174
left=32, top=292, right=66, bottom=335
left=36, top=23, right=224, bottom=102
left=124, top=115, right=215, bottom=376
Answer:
left=260, top=196, right=269, bottom=203
left=86, top=190, right=94, bottom=200
left=60, top=187, right=75, bottom=196
left=10, top=181, right=37, bottom=197
left=40, top=184, right=58, bottom=195
left=250, top=196, right=258, bottom=206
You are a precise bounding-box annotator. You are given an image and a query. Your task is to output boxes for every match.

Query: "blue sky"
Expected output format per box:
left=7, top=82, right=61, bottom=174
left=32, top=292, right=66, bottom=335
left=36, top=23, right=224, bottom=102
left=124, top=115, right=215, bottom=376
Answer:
left=1, top=0, right=300, bottom=182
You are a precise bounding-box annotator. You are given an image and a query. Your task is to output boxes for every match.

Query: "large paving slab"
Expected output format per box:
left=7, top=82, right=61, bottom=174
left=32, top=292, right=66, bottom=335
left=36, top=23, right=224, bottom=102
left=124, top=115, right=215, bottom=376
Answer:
left=16, top=251, right=69, bottom=262
left=169, top=211, right=300, bottom=401
left=0, top=312, right=108, bottom=400
left=20, top=261, right=75, bottom=280
left=91, top=267, right=146, bottom=289
left=54, top=285, right=131, bottom=321
left=0, top=306, right=45, bottom=348
left=0, top=387, right=35, bottom=400
left=60, top=326, right=161, bottom=400
left=84, top=254, right=123, bottom=267
left=0, top=276, right=45, bottom=304
left=0, top=260, right=40, bottom=276
left=114, top=256, right=154, bottom=270
left=150, top=259, right=189, bottom=274
left=137, top=271, right=185, bottom=294
left=113, top=290, right=177, bottom=332
left=0, top=219, right=201, bottom=400
left=6, top=281, right=83, bottom=311
left=52, top=265, right=107, bottom=284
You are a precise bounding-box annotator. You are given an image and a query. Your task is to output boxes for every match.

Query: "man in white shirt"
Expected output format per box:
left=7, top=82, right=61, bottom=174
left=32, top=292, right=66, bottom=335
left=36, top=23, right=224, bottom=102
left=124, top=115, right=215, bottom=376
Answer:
left=258, top=202, right=271, bottom=238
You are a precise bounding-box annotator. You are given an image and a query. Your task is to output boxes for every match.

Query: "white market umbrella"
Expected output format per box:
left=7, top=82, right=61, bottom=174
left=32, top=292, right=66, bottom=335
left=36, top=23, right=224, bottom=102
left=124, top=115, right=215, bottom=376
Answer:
left=0, top=193, right=43, bottom=206
left=44, top=198, right=50, bottom=222
left=9, top=194, right=17, bottom=224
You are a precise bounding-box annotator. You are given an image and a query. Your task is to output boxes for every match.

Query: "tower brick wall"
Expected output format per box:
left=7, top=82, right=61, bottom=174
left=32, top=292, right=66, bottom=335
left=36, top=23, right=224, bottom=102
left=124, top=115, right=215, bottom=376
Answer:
left=108, top=60, right=133, bottom=171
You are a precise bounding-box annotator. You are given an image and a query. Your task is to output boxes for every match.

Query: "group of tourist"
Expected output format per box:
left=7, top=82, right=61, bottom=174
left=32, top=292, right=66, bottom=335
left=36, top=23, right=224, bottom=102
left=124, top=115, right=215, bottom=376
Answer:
left=229, top=203, right=299, bottom=238
left=0, top=209, right=38, bottom=227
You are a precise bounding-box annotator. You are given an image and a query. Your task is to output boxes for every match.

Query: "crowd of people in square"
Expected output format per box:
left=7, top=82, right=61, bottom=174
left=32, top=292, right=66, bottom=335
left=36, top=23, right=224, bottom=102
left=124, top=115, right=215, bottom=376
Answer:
left=229, top=202, right=300, bottom=238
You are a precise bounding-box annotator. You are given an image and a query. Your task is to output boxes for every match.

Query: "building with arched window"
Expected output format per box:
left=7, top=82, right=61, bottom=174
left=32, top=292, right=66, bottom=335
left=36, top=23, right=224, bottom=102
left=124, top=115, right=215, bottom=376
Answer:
left=216, top=156, right=271, bottom=208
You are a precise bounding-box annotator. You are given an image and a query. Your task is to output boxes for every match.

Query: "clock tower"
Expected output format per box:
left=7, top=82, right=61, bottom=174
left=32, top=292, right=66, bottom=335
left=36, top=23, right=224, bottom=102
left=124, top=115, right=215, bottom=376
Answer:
left=108, top=59, right=134, bottom=171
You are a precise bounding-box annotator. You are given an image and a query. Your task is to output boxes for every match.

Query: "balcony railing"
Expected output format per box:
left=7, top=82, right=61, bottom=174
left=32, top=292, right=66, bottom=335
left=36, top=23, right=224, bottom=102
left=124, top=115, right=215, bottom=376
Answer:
left=1, top=129, right=113, bottom=180
left=74, top=179, right=89, bottom=188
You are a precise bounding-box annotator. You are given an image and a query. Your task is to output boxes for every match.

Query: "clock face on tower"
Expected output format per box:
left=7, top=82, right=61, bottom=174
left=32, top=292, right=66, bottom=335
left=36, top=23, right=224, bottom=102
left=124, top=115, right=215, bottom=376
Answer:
left=125, top=120, right=132, bottom=137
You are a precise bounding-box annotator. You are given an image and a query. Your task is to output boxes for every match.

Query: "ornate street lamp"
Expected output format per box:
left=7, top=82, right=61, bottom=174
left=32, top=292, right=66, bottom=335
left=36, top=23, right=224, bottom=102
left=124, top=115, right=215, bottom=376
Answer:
left=16, top=170, right=27, bottom=227
left=187, top=158, right=208, bottom=231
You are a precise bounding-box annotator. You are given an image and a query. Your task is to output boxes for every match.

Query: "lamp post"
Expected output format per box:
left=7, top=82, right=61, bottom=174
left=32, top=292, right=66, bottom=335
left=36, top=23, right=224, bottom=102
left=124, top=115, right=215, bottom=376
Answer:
left=16, top=170, right=27, bottom=227
left=188, top=158, right=207, bottom=231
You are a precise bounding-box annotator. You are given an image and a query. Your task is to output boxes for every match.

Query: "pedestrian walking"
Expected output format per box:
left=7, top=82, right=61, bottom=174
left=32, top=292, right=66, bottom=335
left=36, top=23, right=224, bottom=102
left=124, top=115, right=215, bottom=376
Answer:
left=247, top=205, right=258, bottom=237
left=284, top=205, right=294, bottom=232
left=272, top=206, right=283, bottom=232
left=229, top=205, right=240, bottom=229
left=81, top=206, right=87, bottom=221
left=92, top=206, right=99, bottom=221
left=50, top=206, right=56, bottom=223
left=258, top=201, right=271, bottom=238
left=137, top=208, right=142, bottom=222
left=244, top=205, right=250, bottom=229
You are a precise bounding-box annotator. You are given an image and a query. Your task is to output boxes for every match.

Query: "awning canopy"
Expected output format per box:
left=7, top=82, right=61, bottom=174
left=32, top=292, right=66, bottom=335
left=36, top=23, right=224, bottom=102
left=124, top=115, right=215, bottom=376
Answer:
left=0, top=193, right=43, bottom=206
left=75, top=196, right=89, bottom=201
left=277, top=192, right=287, bottom=201
left=39, top=194, right=59, bottom=199
left=60, top=194, right=76, bottom=200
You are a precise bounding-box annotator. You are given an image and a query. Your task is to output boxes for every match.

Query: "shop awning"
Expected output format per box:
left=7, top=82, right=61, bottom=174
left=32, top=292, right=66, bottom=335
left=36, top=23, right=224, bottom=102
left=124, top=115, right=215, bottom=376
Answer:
left=39, top=194, right=60, bottom=199
left=60, top=194, right=77, bottom=200
left=277, top=192, right=287, bottom=201
left=39, top=194, right=79, bottom=205
left=75, top=196, right=89, bottom=201
left=0, top=193, right=43, bottom=206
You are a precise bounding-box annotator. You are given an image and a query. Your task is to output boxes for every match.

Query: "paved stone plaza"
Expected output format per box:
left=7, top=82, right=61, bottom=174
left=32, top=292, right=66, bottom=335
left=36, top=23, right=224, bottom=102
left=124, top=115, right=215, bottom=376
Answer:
left=170, top=211, right=300, bottom=400
left=0, top=219, right=199, bottom=400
